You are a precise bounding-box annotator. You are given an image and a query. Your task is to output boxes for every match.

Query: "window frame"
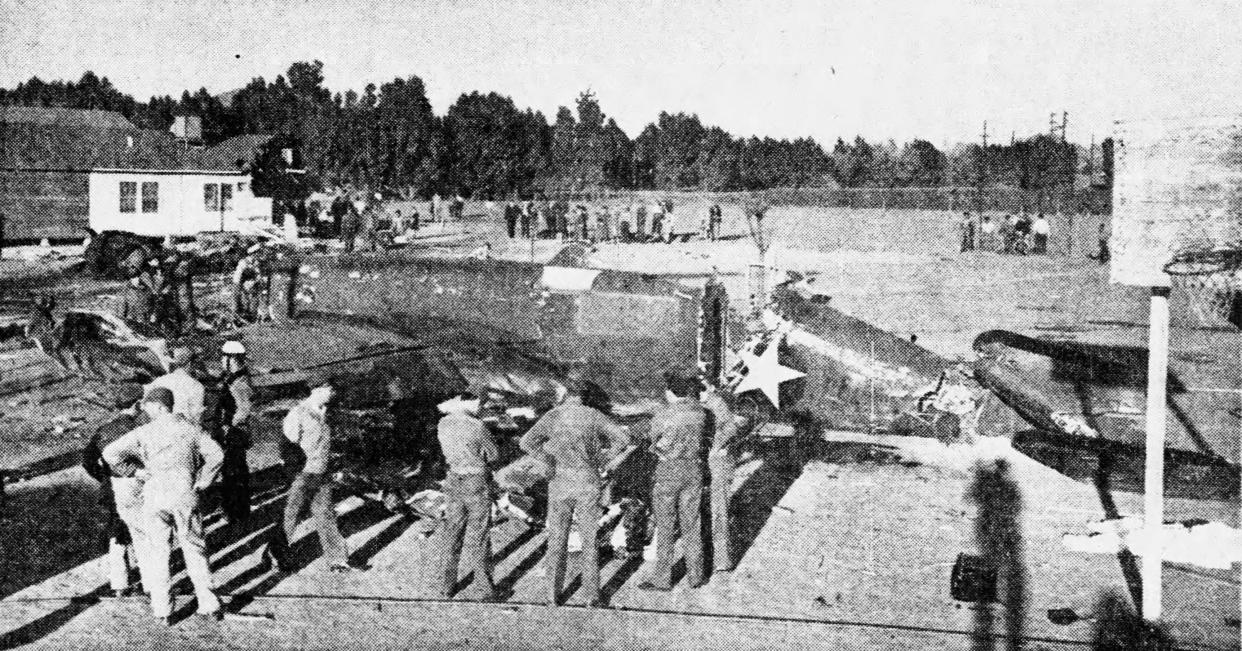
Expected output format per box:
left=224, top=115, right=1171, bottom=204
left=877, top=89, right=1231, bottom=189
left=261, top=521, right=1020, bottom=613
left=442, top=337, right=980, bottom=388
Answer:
left=119, top=181, right=137, bottom=214
left=204, top=183, right=220, bottom=212
left=140, top=181, right=159, bottom=214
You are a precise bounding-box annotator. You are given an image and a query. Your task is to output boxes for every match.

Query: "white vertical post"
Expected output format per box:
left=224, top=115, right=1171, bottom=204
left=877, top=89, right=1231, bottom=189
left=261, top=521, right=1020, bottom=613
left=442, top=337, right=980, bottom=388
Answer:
left=1142, top=286, right=1170, bottom=621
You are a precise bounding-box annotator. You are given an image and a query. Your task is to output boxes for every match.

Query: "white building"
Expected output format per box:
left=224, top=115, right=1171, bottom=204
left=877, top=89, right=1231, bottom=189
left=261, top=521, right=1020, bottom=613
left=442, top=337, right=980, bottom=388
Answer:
left=0, top=107, right=299, bottom=241
left=88, top=167, right=273, bottom=236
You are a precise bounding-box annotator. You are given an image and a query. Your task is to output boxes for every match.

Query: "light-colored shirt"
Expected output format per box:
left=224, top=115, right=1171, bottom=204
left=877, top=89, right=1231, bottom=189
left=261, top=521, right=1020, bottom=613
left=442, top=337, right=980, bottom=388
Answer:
left=284, top=400, right=332, bottom=474
left=1033, top=219, right=1050, bottom=235
left=701, top=391, right=740, bottom=455
left=224, top=374, right=254, bottom=427
left=103, top=413, right=223, bottom=507
left=146, top=368, right=206, bottom=426
left=648, top=397, right=707, bottom=464
left=438, top=412, right=498, bottom=475
left=520, top=396, right=630, bottom=480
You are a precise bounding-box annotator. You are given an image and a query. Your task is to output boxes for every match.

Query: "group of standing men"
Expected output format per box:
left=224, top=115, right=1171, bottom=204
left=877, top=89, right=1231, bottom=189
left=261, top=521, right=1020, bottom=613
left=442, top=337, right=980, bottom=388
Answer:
left=83, top=341, right=746, bottom=621
left=83, top=343, right=252, bottom=623
left=435, top=369, right=744, bottom=606
left=502, top=198, right=727, bottom=245
left=82, top=341, right=365, bottom=625
left=118, top=251, right=197, bottom=336
left=959, top=211, right=1051, bottom=255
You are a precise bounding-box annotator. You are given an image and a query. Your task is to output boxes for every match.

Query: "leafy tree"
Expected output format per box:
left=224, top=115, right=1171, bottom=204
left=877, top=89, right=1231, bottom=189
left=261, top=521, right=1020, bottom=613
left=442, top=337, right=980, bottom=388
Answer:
left=897, top=140, right=947, bottom=186
left=443, top=91, right=548, bottom=198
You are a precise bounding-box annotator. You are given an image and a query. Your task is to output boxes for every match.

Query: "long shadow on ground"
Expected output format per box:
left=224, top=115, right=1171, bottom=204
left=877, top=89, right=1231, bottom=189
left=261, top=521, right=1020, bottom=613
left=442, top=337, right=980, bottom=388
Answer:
left=0, top=463, right=414, bottom=643
left=211, top=491, right=413, bottom=619
left=728, top=438, right=808, bottom=570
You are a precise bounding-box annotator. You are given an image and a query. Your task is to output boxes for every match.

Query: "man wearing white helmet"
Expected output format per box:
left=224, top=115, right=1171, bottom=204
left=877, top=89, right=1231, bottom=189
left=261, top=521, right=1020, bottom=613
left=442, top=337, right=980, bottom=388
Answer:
left=213, top=339, right=254, bottom=524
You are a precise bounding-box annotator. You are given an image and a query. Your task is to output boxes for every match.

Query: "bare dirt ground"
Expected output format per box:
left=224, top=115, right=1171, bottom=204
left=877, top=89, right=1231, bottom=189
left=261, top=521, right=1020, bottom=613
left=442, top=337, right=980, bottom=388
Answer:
left=0, top=201, right=1238, bottom=649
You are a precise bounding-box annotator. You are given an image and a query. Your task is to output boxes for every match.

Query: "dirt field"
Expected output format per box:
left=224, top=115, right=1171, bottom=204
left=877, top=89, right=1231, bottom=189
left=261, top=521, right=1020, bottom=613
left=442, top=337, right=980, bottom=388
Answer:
left=0, top=200, right=1238, bottom=649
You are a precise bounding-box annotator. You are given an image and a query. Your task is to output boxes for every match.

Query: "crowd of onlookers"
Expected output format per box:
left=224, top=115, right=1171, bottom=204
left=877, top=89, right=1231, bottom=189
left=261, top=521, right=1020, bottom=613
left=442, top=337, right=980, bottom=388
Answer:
left=957, top=210, right=1108, bottom=262
left=309, top=192, right=466, bottom=252
left=499, top=198, right=727, bottom=244
left=958, top=211, right=1052, bottom=255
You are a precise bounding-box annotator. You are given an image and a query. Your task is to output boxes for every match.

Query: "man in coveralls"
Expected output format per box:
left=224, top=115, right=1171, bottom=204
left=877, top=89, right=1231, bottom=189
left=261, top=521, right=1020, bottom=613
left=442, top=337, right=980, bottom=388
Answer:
left=520, top=373, right=631, bottom=607
left=639, top=372, right=709, bottom=591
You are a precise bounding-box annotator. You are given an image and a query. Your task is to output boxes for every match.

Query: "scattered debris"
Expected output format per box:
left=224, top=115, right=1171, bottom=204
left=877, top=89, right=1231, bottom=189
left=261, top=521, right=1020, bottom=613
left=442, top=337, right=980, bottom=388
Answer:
left=949, top=553, right=996, bottom=603
left=1048, top=608, right=1091, bottom=625
left=1049, top=411, right=1098, bottom=438
left=1062, top=516, right=1242, bottom=569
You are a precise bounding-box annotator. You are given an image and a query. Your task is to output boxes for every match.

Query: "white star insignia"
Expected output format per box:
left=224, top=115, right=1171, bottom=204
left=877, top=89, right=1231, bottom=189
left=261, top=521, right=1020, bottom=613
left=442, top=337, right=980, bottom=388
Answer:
left=733, top=333, right=805, bottom=409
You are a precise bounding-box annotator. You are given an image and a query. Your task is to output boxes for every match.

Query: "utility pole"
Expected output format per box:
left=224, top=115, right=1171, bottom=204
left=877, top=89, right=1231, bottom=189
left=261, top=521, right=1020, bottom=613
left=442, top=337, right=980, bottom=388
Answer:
left=977, top=121, right=988, bottom=213
left=1087, top=134, right=1096, bottom=187
left=1047, top=111, right=1070, bottom=214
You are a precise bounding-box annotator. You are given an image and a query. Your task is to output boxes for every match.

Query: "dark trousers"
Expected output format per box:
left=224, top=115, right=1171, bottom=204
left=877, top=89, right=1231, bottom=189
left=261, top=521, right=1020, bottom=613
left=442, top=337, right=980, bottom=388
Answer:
left=651, top=461, right=704, bottom=589
left=1034, top=233, right=1048, bottom=254
left=709, top=452, right=734, bottom=572
left=438, top=472, right=494, bottom=598
left=545, top=477, right=601, bottom=604
left=220, top=442, right=251, bottom=523
left=268, top=472, right=348, bottom=566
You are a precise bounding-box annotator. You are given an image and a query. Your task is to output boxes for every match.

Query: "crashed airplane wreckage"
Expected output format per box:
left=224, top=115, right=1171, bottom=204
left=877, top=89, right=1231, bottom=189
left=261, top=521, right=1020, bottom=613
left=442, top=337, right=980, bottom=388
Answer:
left=20, top=245, right=989, bottom=545
left=277, top=250, right=982, bottom=539
left=972, top=330, right=1239, bottom=501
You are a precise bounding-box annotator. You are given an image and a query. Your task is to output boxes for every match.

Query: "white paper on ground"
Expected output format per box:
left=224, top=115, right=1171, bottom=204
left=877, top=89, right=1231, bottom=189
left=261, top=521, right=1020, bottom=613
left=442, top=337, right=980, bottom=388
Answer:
left=1062, top=516, right=1242, bottom=569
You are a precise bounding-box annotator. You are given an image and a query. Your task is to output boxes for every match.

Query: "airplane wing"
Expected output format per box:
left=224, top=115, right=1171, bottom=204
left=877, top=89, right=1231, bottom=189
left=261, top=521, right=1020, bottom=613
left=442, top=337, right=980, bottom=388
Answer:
left=971, top=329, right=1239, bottom=499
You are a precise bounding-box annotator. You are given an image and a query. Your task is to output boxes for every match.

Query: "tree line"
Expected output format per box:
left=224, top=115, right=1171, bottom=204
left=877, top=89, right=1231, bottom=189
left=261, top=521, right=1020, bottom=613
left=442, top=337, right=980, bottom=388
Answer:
left=0, top=64, right=1104, bottom=199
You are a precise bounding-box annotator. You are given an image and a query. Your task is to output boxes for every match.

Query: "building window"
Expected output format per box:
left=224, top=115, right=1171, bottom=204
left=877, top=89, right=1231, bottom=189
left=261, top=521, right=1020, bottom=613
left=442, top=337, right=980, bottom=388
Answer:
left=204, top=183, right=219, bottom=212
left=205, top=182, right=234, bottom=211
left=237, top=182, right=246, bottom=192
left=119, top=181, right=137, bottom=213
left=141, top=181, right=159, bottom=213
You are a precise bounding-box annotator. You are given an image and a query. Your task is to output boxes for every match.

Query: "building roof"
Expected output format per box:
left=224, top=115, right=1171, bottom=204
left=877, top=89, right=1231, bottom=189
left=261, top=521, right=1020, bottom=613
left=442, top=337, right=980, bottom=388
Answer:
left=190, top=134, right=275, bottom=171
left=0, top=105, right=137, bottom=130
left=0, top=106, right=277, bottom=173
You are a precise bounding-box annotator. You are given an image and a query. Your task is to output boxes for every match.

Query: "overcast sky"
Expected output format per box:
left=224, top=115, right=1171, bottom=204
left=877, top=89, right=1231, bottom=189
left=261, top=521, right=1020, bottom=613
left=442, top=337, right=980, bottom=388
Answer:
left=2, top=0, right=1238, bottom=147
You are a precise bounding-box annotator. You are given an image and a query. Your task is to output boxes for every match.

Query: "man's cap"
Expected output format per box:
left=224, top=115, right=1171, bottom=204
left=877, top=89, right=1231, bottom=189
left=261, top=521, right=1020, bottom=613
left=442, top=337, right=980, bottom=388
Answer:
left=221, top=340, right=246, bottom=356
left=143, top=387, right=175, bottom=410
left=112, top=383, right=144, bottom=408
left=562, top=368, right=589, bottom=395
left=665, top=369, right=704, bottom=396
left=437, top=392, right=480, bottom=414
